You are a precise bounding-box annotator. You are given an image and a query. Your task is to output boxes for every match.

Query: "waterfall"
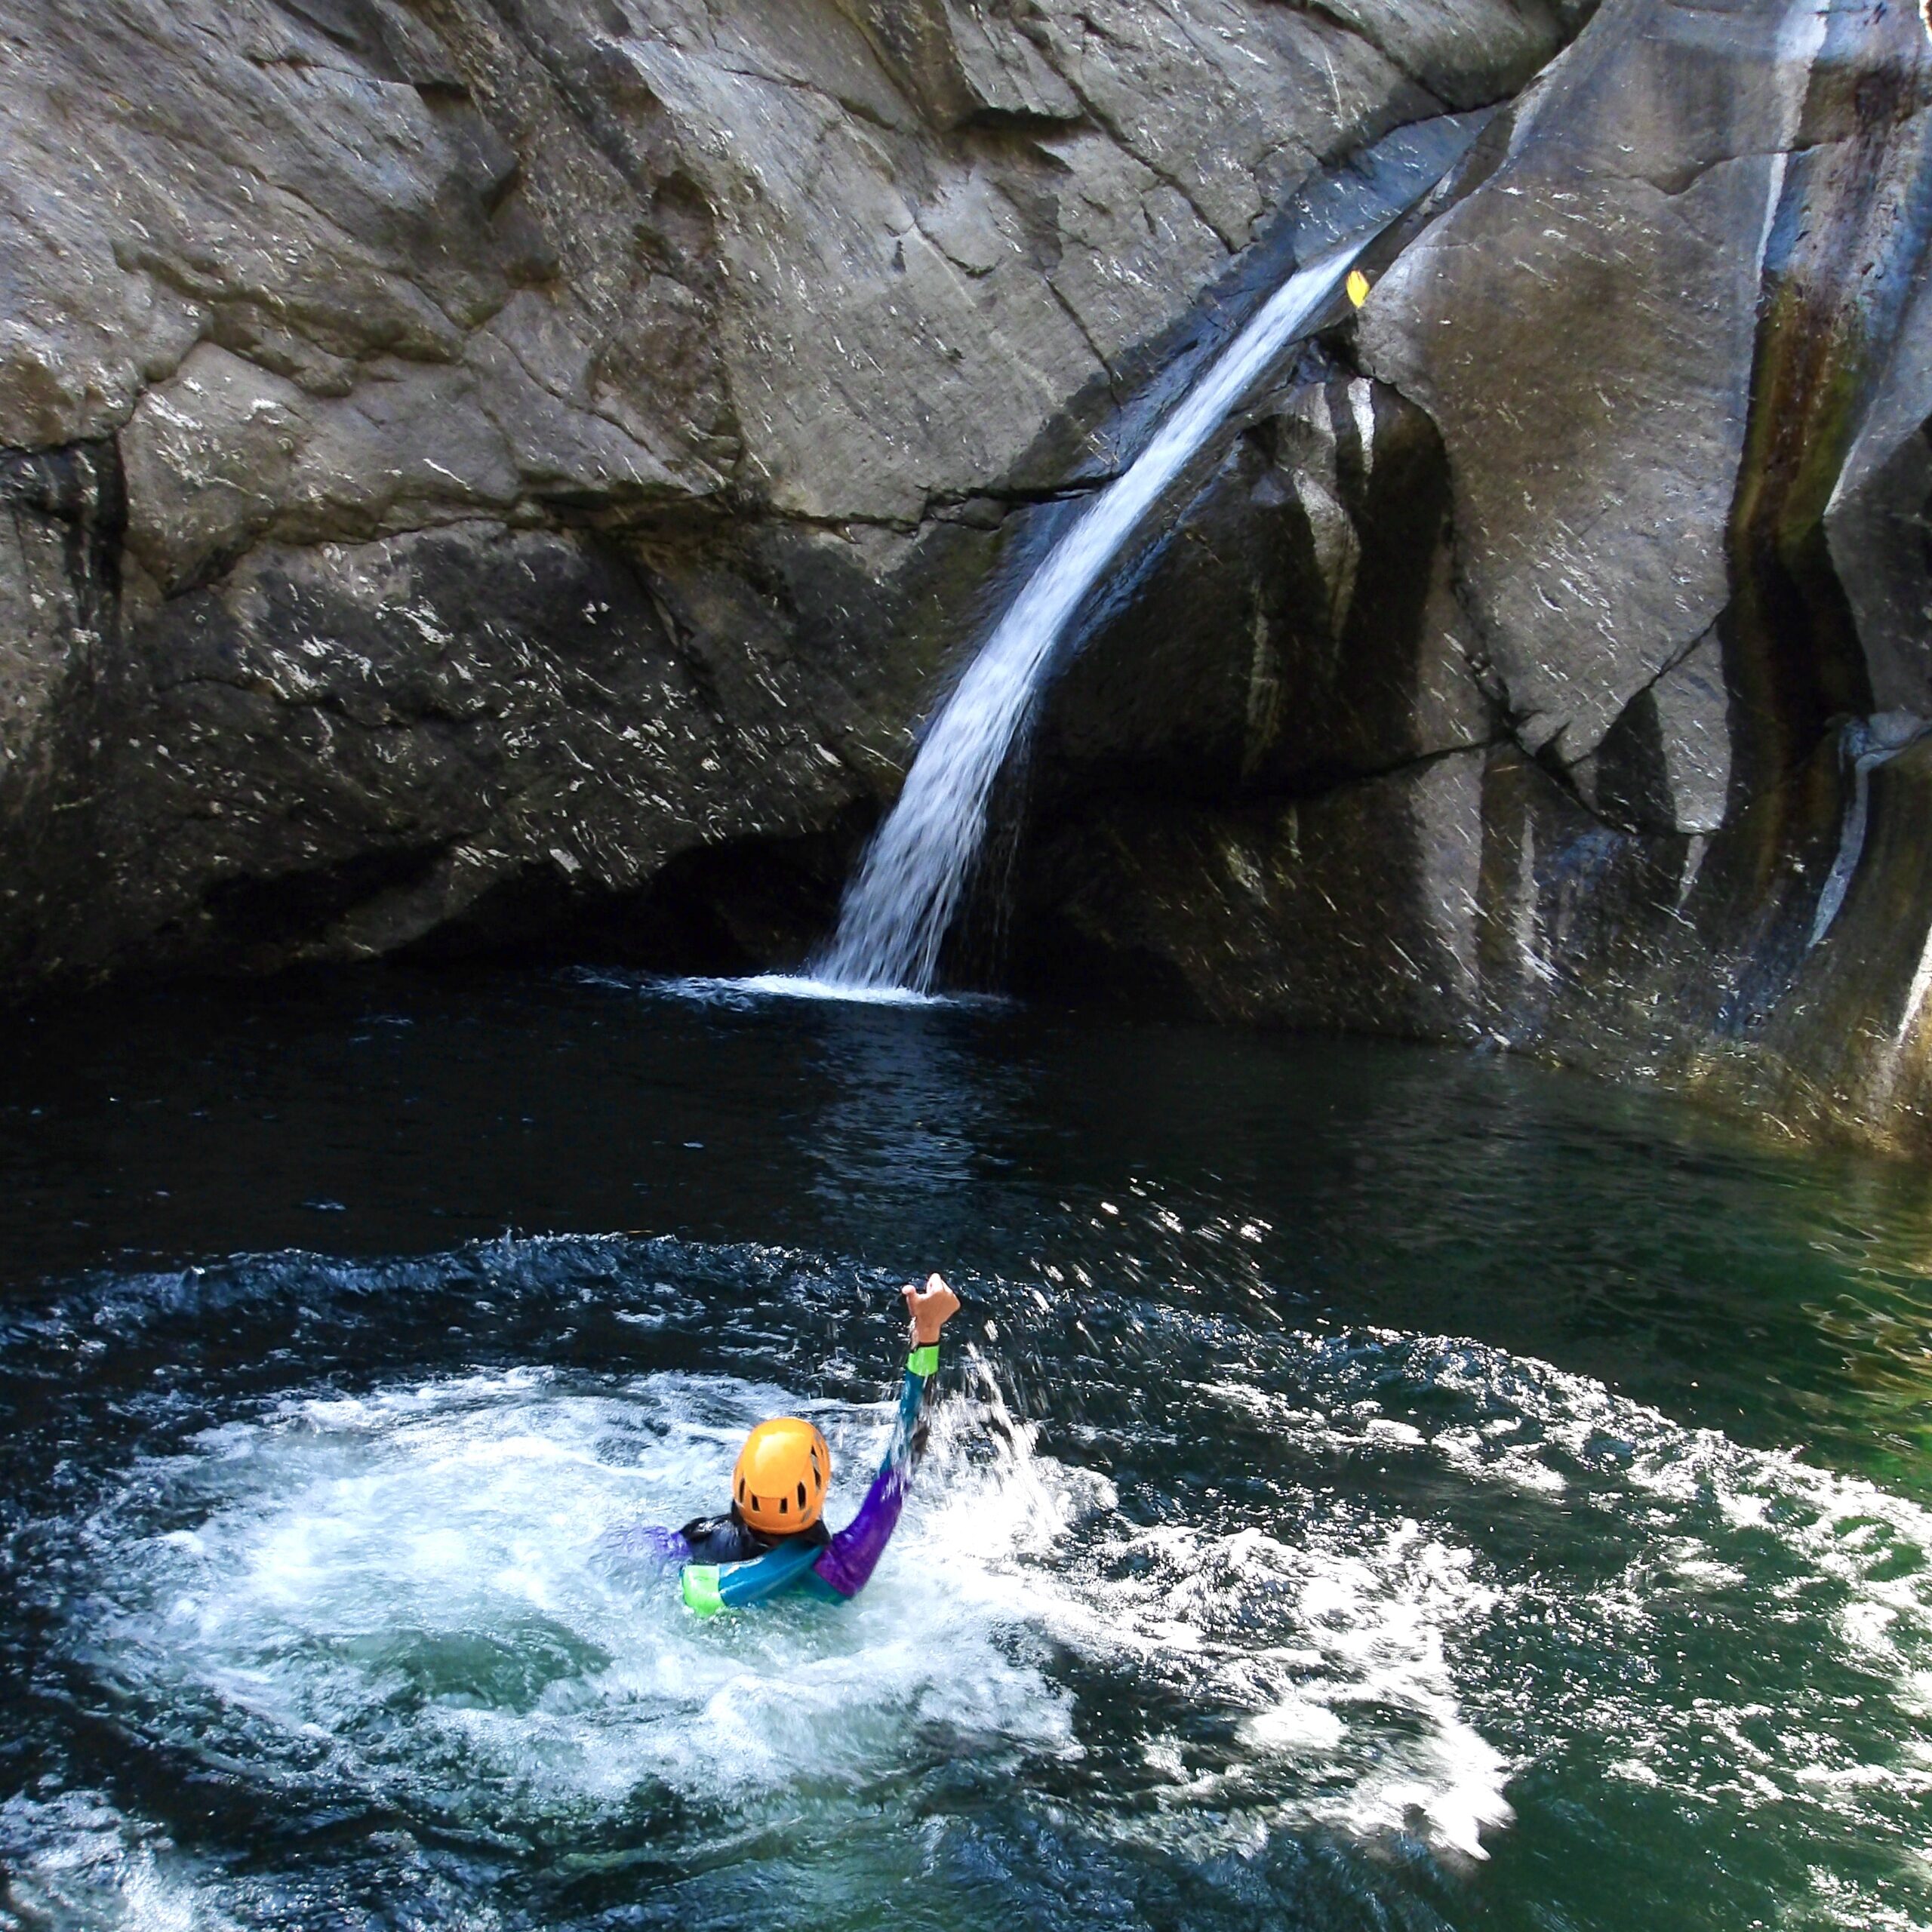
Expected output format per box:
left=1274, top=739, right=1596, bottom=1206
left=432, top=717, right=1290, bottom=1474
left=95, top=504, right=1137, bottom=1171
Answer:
left=813, top=232, right=1375, bottom=994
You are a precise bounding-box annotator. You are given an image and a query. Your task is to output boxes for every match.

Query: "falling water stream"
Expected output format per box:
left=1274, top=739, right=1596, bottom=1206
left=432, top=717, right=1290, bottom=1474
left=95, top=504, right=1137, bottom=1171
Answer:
left=813, top=233, right=1375, bottom=994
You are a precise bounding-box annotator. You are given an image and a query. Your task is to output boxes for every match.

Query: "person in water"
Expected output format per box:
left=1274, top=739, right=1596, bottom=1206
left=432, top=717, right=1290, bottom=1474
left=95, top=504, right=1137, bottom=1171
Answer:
left=642, top=1273, right=961, bottom=1616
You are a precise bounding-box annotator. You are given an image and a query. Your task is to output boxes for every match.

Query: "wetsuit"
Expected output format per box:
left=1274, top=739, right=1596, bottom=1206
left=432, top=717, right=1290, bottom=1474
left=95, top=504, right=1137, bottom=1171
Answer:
left=655, top=1342, right=940, bottom=1617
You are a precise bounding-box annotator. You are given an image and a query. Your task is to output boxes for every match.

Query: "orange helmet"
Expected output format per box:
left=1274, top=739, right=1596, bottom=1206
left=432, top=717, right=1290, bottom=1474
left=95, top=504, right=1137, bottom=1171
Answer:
left=733, top=1417, right=832, bottom=1534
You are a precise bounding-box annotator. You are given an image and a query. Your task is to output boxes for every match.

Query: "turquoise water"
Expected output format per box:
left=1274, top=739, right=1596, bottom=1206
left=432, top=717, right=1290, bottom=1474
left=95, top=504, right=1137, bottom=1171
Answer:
left=2, top=968, right=1930, bottom=1929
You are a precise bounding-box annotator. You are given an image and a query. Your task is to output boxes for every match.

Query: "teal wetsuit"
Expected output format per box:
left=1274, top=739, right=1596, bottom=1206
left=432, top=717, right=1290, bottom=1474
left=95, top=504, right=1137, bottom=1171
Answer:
left=677, top=1343, right=939, bottom=1617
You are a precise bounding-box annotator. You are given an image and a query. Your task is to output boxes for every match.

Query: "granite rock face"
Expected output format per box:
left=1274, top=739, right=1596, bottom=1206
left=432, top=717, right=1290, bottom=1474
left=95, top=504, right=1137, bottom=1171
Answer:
left=1015, top=0, right=1932, bottom=1152
left=0, top=0, right=1586, bottom=986
left=14, top=0, right=1932, bottom=1156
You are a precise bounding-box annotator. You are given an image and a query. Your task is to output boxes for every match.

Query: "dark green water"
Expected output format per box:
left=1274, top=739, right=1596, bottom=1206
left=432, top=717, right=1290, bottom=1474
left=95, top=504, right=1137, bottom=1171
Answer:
left=2, top=968, right=1930, bottom=1930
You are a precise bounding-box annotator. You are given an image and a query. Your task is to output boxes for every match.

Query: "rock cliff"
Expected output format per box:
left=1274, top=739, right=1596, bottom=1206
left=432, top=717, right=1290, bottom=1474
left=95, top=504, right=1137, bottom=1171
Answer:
left=1014, top=0, right=1932, bottom=1155
left=0, top=0, right=1580, bottom=982
left=9, top=0, right=1932, bottom=1155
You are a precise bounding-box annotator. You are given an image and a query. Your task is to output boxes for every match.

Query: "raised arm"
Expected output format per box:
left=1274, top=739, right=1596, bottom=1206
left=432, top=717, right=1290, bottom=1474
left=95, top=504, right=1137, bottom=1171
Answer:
left=813, top=1275, right=960, bottom=1600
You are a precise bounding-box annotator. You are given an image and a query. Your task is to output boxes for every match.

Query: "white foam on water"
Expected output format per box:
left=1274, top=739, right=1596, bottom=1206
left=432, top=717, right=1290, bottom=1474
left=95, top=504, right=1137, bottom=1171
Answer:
left=1037, top=1509, right=1516, bottom=1863
left=656, top=973, right=953, bottom=1009
left=0, top=1792, right=234, bottom=1932
left=0, top=1785, right=515, bottom=1932
left=55, top=1322, right=1932, bottom=1921
left=1247, top=1331, right=1932, bottom=1847
left=82, top=1369, right=1078, bottom=1832
left=914, top=1363, right=1523, bottom=1863
left=72, top=1350, right=1524, bottom=1870
left=572, top=968, right=1002, bottom=1012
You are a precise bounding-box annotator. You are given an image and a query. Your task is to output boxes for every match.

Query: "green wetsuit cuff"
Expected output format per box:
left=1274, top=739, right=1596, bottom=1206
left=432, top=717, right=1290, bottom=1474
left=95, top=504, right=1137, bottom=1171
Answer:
left=681, top=1564, right=724, bottom=1616
left=907, top=1343, right=940, bottom=1377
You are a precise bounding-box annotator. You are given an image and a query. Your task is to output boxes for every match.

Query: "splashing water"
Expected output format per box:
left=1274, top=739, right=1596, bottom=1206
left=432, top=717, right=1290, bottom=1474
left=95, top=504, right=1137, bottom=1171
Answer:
left=78, top=1365, right=1082, bottom=1835
left=13, top=982, right=1932, bottom=1932
left=74, top=1348, right=1524, bottom=1863
left=11, top=1229, right=1932, bottom=1930
left=814, top=234, right=1374, bottom=993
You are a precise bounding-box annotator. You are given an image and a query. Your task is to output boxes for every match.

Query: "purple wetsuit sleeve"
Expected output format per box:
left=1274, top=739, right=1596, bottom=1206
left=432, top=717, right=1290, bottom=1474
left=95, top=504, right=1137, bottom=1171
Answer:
left=814, top=1361, right=931, bottom=1600
left=812, top=1461, right=908, bottom=1598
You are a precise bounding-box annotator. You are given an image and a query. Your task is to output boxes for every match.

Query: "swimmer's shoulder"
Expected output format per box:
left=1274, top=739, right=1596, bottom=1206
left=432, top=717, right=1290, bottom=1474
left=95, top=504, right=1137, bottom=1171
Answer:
left=679, top=1512, right=828, bottom=1564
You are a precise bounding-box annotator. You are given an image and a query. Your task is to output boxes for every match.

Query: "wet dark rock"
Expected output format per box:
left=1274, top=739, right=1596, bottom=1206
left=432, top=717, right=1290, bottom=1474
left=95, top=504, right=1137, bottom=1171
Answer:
left=0, top=0, right=1575, bottom=994
left=1011, top=0, right=1932, bottom=1154
left=7, top=512, right=953, bottom=983
left=1018, top=750, right=1494, bottom=1039
left=1029, top=368, right=1486, bottom=810
left=14, top=0, right=1932, bottom=1157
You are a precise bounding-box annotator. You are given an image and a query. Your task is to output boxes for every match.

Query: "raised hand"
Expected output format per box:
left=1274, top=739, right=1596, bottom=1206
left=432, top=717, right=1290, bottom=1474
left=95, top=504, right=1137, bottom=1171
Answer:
left=903, top=1272, right=961, bottom=1346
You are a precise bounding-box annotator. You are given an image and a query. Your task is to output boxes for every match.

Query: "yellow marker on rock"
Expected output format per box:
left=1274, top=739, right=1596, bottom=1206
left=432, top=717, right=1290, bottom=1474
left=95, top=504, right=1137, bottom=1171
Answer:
left=1346, top=268, right=1371, bottom=309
